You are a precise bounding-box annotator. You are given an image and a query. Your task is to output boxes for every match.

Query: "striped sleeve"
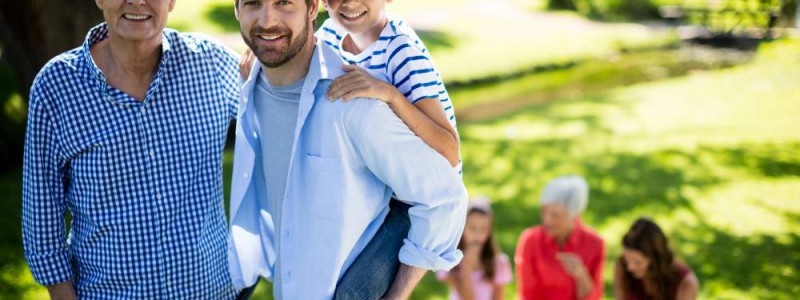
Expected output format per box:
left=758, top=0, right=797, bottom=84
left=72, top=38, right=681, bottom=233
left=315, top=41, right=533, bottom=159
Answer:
left=384, top=35, right=442, bottom=104
left=316, top=18, right=343, bottom=51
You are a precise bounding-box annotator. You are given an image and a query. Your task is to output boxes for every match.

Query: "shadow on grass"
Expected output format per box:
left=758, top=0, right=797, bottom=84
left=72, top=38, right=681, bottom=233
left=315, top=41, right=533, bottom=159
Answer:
left=461, top=139, right=723, bottom=225
left=673, top=221, right=800, bottom=299
left=712, top=144, right=800, bottom=178
left=453, top=46, right=753, bottom=121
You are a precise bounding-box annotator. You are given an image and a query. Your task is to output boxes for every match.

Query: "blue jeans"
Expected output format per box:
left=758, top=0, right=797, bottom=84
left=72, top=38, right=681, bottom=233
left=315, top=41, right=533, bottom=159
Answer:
left=334, top=199, right=411, bottom=300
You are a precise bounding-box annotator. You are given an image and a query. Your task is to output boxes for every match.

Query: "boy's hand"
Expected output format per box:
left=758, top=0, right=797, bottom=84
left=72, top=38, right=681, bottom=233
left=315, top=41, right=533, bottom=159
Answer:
left=327, top=65, right=404, bottom=104
left=239, top=48, right=256, bottom=79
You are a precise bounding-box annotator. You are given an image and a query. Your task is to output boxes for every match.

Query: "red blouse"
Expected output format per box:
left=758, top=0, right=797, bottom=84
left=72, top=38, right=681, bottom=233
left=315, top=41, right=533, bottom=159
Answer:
left=515, top=219, right=606, bottom=300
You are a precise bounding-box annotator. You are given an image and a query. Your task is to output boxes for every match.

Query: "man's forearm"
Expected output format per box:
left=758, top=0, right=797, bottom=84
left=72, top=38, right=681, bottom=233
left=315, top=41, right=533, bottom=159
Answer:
left=47, top=281, right=78, bottom=300
left=384, top=263, right=427, bottom=300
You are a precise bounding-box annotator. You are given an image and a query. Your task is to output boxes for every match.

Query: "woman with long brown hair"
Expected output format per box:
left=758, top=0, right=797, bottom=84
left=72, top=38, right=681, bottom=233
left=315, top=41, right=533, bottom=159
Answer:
left=614, top=218, right=699, bottom=300
left=438, top=197, right=513, bottom=300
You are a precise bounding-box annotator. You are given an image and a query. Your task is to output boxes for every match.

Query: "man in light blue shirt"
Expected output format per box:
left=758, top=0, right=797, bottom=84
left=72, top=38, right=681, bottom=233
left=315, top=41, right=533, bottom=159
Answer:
left=228, top=0, right=468, bottom=299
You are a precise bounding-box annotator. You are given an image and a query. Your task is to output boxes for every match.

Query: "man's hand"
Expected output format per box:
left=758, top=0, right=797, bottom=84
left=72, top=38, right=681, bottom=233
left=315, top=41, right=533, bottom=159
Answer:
left=327, top=65, right=404, bottom=104
left=239, top=48, right=256, bottom=79
left=383, top=263, right=427, bottom=300
left=47, top=281, right=78, bottom=300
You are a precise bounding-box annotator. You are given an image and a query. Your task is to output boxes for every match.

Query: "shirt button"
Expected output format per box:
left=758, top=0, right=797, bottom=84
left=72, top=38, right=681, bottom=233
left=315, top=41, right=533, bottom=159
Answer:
left=243, top=172, right=249, bottom=178
left=252, top=131, right=258, bottom=138
left=149, top=150, right=155, bottom=158
left=141, top=107, right=147, bottom=113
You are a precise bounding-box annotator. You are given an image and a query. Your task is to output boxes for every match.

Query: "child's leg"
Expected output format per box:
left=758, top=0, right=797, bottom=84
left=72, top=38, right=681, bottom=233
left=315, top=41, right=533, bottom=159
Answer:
left=334, top=199, right=411, bottom=299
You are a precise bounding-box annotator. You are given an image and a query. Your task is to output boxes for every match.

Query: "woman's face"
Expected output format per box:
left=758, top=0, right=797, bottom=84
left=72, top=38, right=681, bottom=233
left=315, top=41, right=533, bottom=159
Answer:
left=463, top=212, right=492, bottom=248
left=541, top=203, right=573, bottom=240
left=622, top=248, right=651, bottom=279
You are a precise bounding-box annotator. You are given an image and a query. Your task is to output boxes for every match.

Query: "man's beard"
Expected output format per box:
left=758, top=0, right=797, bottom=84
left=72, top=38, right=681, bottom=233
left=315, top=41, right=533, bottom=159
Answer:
left=242, top=18, right=309, bottom=68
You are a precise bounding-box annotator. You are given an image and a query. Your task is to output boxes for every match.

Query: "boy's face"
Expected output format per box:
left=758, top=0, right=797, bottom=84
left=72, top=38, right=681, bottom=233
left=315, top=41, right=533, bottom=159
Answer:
left=323, top=0, right=390, bottom=35
left=236, top=0, right=318, bottom=68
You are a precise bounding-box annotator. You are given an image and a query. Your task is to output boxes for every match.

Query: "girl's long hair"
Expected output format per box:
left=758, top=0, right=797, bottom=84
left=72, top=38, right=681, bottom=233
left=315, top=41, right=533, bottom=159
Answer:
left=456, top=208, right=500, bottom=280
left=617, top=217, right=682, bottom=300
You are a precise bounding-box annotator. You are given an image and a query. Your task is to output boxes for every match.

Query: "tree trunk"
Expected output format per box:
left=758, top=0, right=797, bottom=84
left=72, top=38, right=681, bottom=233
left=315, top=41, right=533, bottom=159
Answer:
left=0, top=1, right=101, bottom=171
left=0, top=0, right=103, bottom=99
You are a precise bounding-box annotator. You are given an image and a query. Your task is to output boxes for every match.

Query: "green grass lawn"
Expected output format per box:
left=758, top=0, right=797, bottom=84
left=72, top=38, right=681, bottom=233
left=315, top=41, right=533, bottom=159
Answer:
left=440, top=38, right=799, bottom=299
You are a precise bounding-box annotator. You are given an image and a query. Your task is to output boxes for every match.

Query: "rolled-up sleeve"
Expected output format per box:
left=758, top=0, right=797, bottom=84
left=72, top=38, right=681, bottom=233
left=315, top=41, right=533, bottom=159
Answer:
left=22, top=84, right=72, bottom=286
left=350, top=100, right=468, bottom=271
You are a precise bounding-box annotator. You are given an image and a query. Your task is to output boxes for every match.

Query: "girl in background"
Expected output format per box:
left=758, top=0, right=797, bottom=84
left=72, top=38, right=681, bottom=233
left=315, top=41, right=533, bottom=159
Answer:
left=437, top=197, right=513, bottom=300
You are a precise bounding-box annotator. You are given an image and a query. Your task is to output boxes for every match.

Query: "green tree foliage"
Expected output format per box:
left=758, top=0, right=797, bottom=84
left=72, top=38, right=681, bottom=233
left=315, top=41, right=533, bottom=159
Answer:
left=547, top=0, right=659, bottom=20
left=0, top=1, right=103, bottom=171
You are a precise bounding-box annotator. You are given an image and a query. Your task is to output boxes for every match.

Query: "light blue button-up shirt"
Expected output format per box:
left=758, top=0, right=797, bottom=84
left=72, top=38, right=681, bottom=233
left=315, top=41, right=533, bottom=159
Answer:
left=227, top=39, right=468, bottom=299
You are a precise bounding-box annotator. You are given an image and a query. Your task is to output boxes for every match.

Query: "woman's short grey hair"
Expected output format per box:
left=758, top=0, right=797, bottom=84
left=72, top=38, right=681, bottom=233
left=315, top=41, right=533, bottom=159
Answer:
left=539, top=175, right=589, bottom=217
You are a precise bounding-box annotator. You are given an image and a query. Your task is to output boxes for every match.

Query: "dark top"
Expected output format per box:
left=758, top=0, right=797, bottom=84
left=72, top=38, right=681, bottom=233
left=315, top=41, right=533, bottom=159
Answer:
left=627, top=263, right=692, bottom=300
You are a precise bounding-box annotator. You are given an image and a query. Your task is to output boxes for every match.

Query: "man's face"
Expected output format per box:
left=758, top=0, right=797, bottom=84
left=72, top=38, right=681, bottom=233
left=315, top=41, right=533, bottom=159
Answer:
left=237, top=0, right=317, bottom=68
left=95, top=0, right=175, bottom=42
left=323, top=0, right=389, bottom=36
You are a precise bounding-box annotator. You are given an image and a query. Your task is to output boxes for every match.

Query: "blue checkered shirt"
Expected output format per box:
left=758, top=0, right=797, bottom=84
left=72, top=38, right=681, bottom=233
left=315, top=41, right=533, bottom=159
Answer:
left=22, top=23, right=239, bottom=299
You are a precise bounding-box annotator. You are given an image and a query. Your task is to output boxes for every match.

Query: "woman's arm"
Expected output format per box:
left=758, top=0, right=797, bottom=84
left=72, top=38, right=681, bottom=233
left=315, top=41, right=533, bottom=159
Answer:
left=676, top=272, right=699, bottom=300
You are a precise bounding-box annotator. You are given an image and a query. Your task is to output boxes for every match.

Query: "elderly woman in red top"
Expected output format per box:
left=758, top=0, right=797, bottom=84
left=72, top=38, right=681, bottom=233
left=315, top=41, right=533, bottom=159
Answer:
left=515, top=175, right=605, bottom=300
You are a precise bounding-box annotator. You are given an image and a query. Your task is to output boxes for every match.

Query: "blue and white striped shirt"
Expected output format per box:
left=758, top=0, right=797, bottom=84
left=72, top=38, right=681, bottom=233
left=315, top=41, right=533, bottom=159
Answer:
left=22, top=23, right=239, bottom=299
left=317, top=15, right=462, bottom=174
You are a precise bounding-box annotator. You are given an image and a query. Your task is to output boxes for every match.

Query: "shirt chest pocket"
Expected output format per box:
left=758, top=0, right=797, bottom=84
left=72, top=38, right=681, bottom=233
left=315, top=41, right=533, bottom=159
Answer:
left=302, top=154, right=346, bottom=220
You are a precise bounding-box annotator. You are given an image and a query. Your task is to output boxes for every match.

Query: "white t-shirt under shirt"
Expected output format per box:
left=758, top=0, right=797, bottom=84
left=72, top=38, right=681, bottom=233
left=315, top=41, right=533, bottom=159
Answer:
left=317, top=15, right=462, bottom=174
